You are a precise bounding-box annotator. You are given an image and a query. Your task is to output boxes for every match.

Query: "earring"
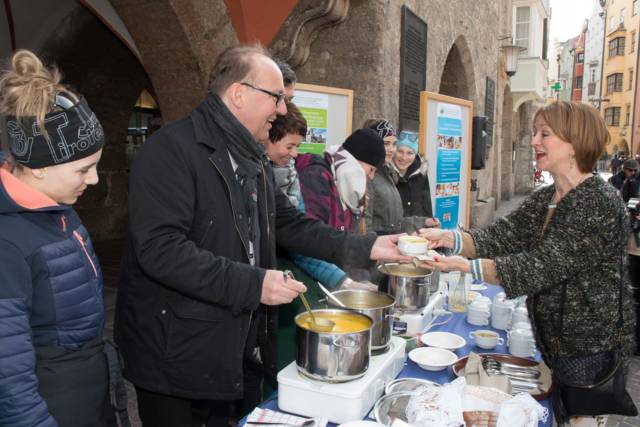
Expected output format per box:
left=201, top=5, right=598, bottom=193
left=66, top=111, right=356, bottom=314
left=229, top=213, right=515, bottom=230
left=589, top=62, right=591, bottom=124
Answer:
left=569, top=154, right=575, bottom=169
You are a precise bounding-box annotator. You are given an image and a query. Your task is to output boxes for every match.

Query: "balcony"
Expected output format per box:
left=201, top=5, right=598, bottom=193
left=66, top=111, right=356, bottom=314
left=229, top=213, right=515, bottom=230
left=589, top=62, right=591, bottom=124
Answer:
left=510, top=56, right=549, bottom=107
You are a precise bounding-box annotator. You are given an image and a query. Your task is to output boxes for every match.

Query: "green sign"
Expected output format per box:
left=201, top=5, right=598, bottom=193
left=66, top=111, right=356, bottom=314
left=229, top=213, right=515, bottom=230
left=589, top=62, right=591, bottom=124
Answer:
left=551, top=82, right=561, bottom=92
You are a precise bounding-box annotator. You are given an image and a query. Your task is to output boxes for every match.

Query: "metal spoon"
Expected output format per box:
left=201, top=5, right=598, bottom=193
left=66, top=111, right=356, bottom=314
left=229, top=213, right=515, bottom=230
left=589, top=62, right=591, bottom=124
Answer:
left=482, top=356, right=541, bottom=378
left=316, top=281, right=347, bottom=308
left=284, top=270, right=335, bottom=332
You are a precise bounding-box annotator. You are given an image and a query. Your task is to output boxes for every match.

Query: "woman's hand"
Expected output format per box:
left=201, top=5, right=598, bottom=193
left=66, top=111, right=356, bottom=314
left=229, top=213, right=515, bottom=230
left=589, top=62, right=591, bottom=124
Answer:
left=418, top=255, right=470, bottom=273
left=424, top=217, right=441, bottom=228
left=418, top=228, right=453, bottom=249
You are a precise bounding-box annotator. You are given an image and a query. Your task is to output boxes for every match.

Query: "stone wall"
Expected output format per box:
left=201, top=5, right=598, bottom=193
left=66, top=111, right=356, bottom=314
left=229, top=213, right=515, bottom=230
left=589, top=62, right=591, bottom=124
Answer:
left=41, top=6, right=151, bottom=240
left=289, top=0, right=512, bottom=226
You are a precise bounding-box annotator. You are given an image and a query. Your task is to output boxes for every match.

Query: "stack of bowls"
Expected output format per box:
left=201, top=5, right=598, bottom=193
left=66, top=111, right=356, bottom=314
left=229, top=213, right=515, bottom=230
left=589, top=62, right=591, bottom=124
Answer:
left=466, top=299, right=491, bottom=326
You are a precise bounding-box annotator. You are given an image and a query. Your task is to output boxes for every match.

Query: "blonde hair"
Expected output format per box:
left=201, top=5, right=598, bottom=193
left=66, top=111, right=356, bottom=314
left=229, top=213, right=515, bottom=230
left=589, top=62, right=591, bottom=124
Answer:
left=0, top=50, right=78, bottom=139
left=533, top=101, right=609, bottom=173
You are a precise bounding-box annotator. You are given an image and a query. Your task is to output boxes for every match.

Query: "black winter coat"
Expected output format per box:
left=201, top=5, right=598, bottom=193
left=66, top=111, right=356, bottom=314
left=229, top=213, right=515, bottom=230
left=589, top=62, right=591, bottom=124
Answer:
left=114, top=99, right=376, bottom=400
left=395, top=156, right=433, bottom=218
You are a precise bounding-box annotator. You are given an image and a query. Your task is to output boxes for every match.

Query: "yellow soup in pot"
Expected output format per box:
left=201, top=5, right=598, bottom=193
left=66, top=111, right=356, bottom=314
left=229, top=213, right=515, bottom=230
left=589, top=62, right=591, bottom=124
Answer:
left=296, top=312, right=372, bottom=333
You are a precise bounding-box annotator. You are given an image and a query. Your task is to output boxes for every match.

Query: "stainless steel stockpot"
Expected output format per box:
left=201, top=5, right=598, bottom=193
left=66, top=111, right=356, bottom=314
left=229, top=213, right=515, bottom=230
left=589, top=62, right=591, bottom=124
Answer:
left=295, top=309, right=372, bottom=383
left=327, top=290, right=395, bottom=351
left=378, top=263, right=437, bottom=312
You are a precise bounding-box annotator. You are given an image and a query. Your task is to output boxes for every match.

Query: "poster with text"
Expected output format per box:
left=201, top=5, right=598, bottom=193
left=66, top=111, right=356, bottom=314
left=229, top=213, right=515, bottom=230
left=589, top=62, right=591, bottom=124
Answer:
left=292, top=91, right=329, bottom=154
left=434, top=102, right=463, bottom=229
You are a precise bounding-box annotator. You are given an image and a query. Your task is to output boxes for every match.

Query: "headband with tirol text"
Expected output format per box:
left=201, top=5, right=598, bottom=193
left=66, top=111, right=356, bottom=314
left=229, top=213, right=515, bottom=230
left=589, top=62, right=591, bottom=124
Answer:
left=6, top=96, right=104, bottom=168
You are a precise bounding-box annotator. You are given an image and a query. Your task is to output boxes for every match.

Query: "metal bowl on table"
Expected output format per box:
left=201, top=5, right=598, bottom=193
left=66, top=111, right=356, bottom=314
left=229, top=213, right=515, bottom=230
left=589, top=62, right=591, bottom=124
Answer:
left=327, top=290, right=395, bottom=351
left=377, top=263, right=437, bottom=312
left=295, top=309, right=373, bottom=383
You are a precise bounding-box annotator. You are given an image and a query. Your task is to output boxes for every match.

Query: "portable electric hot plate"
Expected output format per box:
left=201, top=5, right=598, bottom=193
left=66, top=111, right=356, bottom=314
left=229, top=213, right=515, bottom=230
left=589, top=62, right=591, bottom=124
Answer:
left=277, top=336, right=406, bottom=424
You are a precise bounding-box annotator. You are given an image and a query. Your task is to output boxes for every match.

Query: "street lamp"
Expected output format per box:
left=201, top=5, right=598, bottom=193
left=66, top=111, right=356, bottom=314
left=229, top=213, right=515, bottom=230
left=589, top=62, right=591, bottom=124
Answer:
left=498, top=36, right=525, bottom=77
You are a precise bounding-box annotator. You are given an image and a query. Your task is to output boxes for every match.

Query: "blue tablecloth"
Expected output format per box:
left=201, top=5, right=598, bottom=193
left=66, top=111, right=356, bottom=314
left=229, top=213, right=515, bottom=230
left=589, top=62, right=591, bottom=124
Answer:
left=253, top=284, right=553, bottom=426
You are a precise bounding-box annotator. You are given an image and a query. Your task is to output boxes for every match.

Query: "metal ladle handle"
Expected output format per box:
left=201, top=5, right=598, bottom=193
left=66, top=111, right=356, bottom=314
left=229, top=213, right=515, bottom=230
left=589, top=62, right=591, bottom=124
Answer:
left=284, top=270, right=317, bottom=324
left=285, top=270, right=335, bottom=332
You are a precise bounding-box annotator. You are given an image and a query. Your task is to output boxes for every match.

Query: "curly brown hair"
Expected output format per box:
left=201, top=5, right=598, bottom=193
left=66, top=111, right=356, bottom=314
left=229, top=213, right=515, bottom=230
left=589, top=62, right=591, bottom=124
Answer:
left=268, top=100, right=307, bottom=142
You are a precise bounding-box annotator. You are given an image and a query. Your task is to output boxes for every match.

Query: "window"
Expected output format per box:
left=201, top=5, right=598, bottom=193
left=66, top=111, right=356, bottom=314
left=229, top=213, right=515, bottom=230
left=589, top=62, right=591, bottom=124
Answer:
left=609, top=37, right=626, bottom=57
left=515, top=7, right=530, bottom=55
left=577, top=52, right=584, bottom=63
left=588, top=82, right=596, bottom=95
left=621, top=8, right=626, bottom=26
left=607, top=73, right=624, bottom=92
left=610, top=16, right=616, bottom=30
left=626, top=105, right=631, bottom=125
left=591, top=68, right=596, bottom=82
left=634, top=0, right=639, bottom=16
left=605, top=107, right=621, bottom=126
left=631, top=31, right=637, bottom=52
left=629, top=69, right=634, bottom=90
left=576, top=76, right=583, bottom=88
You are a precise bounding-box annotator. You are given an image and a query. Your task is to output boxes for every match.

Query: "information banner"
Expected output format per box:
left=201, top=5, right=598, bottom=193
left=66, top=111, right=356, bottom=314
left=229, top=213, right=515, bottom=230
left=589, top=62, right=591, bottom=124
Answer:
left=419, top=92, right=473, bottom=229
left=294, top=92, right=329, bottom=154
left=292, top=83, right=353, bottom=154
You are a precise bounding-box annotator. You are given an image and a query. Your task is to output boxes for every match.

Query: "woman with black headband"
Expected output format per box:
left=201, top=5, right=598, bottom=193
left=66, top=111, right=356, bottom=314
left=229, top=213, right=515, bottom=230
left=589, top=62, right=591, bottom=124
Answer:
left=362, top=118, right=439, bottom=235
left=0, top=50, right=128, bottom=427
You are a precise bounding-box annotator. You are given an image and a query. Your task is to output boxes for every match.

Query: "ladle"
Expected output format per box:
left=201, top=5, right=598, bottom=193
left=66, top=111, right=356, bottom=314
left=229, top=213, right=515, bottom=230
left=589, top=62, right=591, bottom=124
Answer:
left=284, top=270, right=335, bottom=332
left=316, top=281, right=347, bottom=308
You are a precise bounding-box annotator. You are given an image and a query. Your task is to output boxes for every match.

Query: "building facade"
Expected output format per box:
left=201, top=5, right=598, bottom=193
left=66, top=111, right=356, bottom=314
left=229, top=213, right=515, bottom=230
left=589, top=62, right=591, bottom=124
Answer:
left=582, top=0, right=606, bottom=107
left=557, top=37, right=577, bottom=102
left=508, top=0, right=551, bottom=194
left=571, top=26, right=586, bottom=102
left=601, top=0, right=639, bottom=155
left=1, top=0, right=534, bottom=237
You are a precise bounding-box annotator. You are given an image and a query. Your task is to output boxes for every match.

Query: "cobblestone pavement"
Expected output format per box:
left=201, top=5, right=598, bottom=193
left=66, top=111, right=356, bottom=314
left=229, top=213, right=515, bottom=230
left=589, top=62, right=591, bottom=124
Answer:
left=100, top=184, right=639, bottom=426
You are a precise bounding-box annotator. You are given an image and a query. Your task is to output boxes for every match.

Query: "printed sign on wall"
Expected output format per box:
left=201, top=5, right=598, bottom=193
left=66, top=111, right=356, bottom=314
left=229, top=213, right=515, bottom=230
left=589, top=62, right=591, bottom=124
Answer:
left=420, top=92, right=473, bottom=229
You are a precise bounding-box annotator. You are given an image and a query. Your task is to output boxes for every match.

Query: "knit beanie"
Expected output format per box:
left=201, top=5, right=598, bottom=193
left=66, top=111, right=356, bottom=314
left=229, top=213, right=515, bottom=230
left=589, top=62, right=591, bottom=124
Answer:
left=397, top=131, right=419, bottom=153
left=342, top=128, right=386, bottom=169
left=623, top=159, right=639, bottom=170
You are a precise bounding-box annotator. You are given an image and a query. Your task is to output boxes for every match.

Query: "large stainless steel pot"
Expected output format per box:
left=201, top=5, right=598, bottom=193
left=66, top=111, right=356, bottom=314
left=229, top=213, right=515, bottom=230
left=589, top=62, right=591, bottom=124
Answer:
left=378, top=263, right=438, bottom=312
left=327, top=290, right=395, bottom=351
left=295, top=309, right=372, bottom=382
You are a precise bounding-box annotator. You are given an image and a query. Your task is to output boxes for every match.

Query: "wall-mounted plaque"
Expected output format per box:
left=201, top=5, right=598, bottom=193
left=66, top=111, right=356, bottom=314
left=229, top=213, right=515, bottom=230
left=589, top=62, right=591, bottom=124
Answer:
left=484, top=77, right=496, bottom=151
left=399, top=6, right=427, bottom=132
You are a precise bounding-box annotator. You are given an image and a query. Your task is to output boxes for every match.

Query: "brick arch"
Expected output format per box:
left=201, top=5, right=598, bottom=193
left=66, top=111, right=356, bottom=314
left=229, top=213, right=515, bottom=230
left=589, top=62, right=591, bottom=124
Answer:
left=110, top=0, right=238, bottom=122
left=438, top=35, right=477, bottom=102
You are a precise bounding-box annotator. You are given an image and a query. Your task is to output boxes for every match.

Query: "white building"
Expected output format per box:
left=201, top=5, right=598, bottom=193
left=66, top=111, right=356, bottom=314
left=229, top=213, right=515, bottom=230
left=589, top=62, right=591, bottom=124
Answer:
left=510, top=0, right=551, bottom=109
left=582, top=0, right=606, bottom=105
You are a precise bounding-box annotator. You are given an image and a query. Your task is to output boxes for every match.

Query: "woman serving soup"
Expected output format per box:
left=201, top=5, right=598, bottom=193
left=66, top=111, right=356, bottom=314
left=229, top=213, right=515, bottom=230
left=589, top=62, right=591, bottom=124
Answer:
left=417, top=101, right=636, bottom=426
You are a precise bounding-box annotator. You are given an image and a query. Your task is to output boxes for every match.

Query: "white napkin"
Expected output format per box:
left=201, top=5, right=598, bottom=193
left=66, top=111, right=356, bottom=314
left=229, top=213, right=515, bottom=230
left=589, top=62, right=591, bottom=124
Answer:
left=496, top=393, right=548, bottom=427
left=405, top=379, right=465, bottom=427
left=245, top=408, right=328, bottom=427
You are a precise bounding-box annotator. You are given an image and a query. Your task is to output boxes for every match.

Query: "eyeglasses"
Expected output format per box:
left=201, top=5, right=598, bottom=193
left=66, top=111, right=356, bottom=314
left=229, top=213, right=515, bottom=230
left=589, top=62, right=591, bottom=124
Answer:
left=240, top=82, right=286, bottom=105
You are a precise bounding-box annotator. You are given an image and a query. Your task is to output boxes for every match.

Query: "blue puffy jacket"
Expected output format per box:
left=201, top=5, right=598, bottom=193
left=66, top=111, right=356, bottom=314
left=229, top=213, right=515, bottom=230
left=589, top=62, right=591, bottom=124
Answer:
left=0, top=164, right=105, bottom=427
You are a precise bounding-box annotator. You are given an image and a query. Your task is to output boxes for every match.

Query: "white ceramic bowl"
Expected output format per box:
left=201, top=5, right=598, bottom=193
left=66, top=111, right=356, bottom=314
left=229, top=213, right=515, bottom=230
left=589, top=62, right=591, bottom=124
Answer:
left=408, top=347, right=458, bottom=371
left=419, top=331, right=466, bottom=351
left=397, top=236, right=429, bottom=256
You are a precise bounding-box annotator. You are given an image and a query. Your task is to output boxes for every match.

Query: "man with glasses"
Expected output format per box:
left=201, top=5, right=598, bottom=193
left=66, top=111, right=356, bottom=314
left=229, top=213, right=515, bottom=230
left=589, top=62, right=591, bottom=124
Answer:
left=115, top=44, right=410, bottom=426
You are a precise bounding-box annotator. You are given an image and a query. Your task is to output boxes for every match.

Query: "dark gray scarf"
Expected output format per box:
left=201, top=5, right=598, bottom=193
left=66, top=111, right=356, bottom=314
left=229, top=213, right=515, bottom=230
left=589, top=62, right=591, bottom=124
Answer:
left=204, top=94, right=266, bottom=261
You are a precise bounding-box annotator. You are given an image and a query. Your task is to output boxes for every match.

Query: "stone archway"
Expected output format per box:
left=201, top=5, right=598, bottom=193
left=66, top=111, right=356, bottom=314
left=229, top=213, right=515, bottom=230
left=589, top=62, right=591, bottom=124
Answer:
left=438, top=36, right=477, bottom=102
left=620, top=140, right=631, bottom=156
left=39, top=4, right=153, bottom=240
left=500, top=87, right=514, bottom=200
left=110, top=0, right=239, bottom=122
